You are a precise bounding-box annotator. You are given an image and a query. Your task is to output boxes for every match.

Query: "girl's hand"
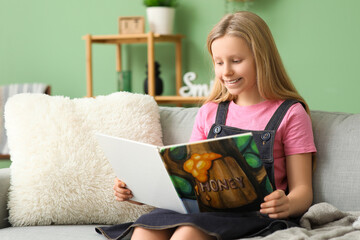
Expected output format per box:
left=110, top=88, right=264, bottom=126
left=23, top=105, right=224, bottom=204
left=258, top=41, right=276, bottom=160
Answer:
left=260, top=190, right=290, bottom=219
left=113, top=178, right=143, bottom=205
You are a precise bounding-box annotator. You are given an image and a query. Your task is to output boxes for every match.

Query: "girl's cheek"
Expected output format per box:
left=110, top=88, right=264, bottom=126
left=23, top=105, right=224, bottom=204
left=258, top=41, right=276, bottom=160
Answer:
left=214, top=69, right=222, bottom=80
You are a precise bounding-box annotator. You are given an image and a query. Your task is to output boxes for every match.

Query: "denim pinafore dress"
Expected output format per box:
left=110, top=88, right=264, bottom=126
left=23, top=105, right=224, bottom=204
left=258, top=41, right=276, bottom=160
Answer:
left=96, top=99, right=301, bottom=240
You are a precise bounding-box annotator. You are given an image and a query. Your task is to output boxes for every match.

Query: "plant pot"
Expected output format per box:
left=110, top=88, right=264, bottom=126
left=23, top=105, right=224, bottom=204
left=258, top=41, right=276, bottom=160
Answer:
left=146, top=7, right=175, bottom=34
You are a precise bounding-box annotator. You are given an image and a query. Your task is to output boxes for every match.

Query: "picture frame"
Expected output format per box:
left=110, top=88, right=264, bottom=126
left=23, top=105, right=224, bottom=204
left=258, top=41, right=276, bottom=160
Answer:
left=118, top=16, right=145, bottom=34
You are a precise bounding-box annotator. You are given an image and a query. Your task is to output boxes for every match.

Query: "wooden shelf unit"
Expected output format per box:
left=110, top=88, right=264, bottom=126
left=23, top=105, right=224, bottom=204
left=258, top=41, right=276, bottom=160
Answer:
left=82, top=32, right=206, bottom=104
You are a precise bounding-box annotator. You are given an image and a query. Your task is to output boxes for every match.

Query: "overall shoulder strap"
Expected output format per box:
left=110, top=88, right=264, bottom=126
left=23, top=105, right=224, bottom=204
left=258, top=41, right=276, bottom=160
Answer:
left=214, top=101, right=230, bottom=125
left=265, top=99, right=305, bottom=131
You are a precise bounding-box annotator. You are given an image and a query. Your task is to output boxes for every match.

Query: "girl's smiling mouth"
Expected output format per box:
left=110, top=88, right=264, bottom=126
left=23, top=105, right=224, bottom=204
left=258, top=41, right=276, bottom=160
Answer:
left=223, top=77, right=243, bottom=85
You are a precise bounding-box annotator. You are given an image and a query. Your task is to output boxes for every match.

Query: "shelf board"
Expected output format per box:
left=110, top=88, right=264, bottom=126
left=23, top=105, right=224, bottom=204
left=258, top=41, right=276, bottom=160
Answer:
left=154, top=96, right=206, bottom=104
left=0, top=154, right=10, bottom=159
left=83, top=33, right=184, bottom=45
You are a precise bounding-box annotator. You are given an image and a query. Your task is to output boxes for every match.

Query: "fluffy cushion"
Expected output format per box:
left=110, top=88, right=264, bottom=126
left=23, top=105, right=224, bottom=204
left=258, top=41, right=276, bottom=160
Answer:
left=5, top=92, right=161, bottom=226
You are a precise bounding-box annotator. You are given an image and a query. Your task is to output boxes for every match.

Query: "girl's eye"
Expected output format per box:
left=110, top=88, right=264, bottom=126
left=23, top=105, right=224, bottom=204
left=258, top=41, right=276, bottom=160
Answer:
left=233, top=60, right=242, bottom=63
left=215, top=62, right=223, bottom=65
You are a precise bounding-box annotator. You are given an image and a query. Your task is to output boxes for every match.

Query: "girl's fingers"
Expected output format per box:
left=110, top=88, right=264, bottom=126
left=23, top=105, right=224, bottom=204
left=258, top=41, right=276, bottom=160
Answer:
left=261, top=197, right=286, bottom=209
left=260, top=190, right=290, bottom=218
left=115, top=191, right=133, bottom=201
left=115, top=187, right=132, bottom=195
left=114, top=184, right=132, bottom=196
left=260, top=202, right=288, bottom=213
left=264, top=189, right=285, bottom=201
left=113, top=178, right=133, bottom=201
left=114, top=178, right=126, bottom=187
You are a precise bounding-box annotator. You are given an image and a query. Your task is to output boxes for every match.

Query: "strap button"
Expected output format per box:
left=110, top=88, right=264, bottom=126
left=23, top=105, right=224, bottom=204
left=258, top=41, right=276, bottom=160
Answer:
left=213, top=125, right=222, bottom=134
left=261, top=132, right=271, bottom=141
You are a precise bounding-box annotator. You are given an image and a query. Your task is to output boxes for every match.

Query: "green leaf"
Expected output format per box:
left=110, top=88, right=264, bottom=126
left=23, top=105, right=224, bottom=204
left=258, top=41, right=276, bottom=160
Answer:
left=170, top=175, right=196, bottom=199
left=143, top=0, right=178, bottom=7
left=243, top=152, right=262, bottom=168
left=234, top=134, right=251, bottom=153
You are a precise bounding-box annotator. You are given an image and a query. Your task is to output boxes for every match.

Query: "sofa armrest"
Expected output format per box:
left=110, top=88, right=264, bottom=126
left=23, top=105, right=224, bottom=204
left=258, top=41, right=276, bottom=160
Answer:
left=0, top=168, right=11, bottom=229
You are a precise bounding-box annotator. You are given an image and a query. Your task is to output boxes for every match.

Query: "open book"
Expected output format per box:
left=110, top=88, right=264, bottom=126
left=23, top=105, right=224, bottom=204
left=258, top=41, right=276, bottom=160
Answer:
left=96, top=132, right=273, bottom=214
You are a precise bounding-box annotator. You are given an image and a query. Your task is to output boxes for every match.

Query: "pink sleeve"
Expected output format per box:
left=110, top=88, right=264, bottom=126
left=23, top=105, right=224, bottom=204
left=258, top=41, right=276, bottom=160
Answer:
left=282, top=104, right=317, bottom=156
left=189, top=106, right=208, bottom=142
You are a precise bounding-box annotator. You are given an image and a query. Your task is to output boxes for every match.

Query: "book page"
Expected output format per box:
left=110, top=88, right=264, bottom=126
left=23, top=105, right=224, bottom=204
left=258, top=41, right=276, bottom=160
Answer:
left=158, top=132, right=273, bottom=212
left=96, top=133, right=187, bottom=214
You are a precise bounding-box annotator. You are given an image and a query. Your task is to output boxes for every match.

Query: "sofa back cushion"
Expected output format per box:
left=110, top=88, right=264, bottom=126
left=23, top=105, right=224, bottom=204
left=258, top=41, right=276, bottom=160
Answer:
left=159, top=107, right=199, bottom=145
left=311, top=110, right=360, bottom=211
left=159, top=107, right=360, bottom=211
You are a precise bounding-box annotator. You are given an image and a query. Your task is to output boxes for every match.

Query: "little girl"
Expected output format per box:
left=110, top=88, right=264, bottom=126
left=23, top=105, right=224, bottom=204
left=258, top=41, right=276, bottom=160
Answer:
left=98, top=11, right=316, bottom=240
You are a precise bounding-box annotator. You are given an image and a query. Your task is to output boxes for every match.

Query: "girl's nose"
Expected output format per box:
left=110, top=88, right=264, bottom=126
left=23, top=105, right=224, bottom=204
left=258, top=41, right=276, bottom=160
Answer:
left=223, top=64, right=234, bottom=76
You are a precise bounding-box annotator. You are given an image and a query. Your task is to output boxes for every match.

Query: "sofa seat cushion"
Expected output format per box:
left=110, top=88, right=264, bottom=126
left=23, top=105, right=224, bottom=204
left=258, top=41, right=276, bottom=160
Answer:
left=0, top=225, right=110, bottom=240
left=0, top=168, right=10, bottom=229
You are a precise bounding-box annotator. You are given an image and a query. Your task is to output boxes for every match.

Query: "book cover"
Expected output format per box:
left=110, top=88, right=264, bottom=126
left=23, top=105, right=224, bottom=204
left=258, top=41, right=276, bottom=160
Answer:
left=159, top=133, right=273, bottom=213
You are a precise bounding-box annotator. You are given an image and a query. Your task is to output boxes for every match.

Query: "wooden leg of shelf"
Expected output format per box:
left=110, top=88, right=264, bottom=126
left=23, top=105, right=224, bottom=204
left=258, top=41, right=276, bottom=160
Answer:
left=175, top=39, right=182, bottom=96
left=85, top=34, right=93, bottom=97
left=147, top=32, right=155, bottom=97
left=175, top=39, right=183, bottom=106
left=116, top=44, right=122, bottom=72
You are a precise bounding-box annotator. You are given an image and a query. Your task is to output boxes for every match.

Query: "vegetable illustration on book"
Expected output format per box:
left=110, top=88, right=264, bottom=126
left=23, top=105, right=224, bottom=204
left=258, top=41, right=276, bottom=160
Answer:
left=159, top=133, right=273, bottom=212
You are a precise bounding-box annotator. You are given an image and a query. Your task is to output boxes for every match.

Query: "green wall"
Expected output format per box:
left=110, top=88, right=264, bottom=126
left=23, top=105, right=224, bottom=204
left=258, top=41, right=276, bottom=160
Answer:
left=1, top=0, right=360, bottom=114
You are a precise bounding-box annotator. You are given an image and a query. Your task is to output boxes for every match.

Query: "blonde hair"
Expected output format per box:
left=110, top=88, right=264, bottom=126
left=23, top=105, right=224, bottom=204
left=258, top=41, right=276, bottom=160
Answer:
left=205, top=11, right=310, bottom=114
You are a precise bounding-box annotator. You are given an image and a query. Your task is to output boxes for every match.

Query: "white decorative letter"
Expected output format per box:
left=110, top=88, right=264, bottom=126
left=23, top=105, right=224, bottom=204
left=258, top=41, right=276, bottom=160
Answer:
left=179, top=72, right=214, bottom=97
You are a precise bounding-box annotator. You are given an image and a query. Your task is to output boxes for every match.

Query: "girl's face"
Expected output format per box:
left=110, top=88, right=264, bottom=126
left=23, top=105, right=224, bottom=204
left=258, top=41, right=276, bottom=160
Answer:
left=211, top=35, right=262, bottom=106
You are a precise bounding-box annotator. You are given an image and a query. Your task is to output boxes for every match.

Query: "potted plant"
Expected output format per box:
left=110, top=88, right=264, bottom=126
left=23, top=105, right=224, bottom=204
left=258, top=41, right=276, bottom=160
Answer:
left=143, top=0, right=178, bottom=34
left=143, top=0, right=178, bottom=7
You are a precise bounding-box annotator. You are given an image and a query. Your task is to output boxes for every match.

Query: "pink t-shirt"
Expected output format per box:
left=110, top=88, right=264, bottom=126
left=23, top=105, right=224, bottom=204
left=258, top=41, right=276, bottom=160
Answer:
left=190, top=100, right=317, bottom=191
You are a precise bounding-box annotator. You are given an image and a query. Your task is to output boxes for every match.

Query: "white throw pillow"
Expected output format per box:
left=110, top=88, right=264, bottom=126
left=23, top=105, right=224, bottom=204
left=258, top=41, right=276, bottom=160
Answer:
left=5, top=92, right=161, bottom=226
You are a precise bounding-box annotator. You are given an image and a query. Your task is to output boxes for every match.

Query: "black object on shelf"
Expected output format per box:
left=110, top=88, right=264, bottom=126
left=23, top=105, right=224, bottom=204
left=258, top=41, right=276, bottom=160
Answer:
left=144, top=61, right=163, bottom=95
